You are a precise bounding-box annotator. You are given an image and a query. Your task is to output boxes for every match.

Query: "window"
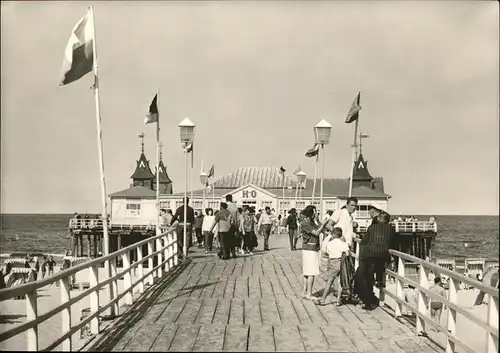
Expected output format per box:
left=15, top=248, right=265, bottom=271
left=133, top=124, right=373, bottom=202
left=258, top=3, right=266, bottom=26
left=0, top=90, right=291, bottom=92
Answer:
left=208, top=200, right=220, bottom=210
left=279, top=201, right=291, bottom=211
left=356, top=204, right=370, bottom=219
left=159, top=201, right=170, bottom=210
left=325, top=201, right=336, bottom=211
left=175, top=200, right=184, bottom=209
left=261, top=201, right=273, bottom=209
left=126, top=203, right=141, bottom=217
left=193, top=200, right=203, bottom=211
left=296, top=201, right=306, bottom=211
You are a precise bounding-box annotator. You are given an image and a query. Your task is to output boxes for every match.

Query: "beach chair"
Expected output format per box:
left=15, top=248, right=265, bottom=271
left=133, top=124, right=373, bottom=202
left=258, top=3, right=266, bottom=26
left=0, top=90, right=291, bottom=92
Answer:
left=464, top=258, right=486, bottom=289
left=435, top=258, right=456, bottom=288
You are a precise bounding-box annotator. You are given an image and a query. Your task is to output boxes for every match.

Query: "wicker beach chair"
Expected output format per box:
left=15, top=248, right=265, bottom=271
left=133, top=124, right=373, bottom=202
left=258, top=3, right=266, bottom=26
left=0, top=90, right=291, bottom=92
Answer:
left=463, top=258, right=486, bottom=289
left=435, top=258, right=456, bottom=288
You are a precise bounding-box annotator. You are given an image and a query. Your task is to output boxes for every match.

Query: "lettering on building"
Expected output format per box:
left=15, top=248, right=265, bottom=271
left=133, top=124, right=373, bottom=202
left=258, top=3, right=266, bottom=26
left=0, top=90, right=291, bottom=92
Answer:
left=242, top=190, right=257, bottom=198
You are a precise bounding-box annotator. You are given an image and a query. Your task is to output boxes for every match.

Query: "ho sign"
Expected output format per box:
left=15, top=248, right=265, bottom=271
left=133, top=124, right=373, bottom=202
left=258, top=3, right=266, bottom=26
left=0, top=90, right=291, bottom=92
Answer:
left=242, top=190, right=257, bottom=199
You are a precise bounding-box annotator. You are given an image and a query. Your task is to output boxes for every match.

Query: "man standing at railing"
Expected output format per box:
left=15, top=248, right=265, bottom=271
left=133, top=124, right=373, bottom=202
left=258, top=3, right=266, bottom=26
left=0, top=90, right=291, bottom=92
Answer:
left=170, top=197, right=195, bottom=260
left=330, top=197, right=358, bottom=249
left=356, top=212, right=396, bottom=310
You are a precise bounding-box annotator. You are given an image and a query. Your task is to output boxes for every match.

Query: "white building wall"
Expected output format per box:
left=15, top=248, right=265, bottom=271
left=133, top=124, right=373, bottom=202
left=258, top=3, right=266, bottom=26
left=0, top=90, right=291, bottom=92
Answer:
left=111, top=198, right=158, bottom=225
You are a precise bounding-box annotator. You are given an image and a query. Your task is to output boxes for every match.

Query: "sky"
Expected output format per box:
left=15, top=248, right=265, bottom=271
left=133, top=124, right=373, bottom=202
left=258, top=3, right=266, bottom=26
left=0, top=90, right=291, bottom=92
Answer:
left=1, top=1, right=498, bottom=215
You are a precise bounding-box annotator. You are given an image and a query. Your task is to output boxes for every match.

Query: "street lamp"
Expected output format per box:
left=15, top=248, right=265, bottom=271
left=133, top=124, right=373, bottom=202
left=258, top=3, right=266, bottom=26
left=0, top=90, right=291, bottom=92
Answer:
left=178, top=117, right=195, bottom=258
left=200, top=171, right=208, bottom=211
left=296, top=170, right=307, bottom=203
left=314, top=119, right=332, bottom=221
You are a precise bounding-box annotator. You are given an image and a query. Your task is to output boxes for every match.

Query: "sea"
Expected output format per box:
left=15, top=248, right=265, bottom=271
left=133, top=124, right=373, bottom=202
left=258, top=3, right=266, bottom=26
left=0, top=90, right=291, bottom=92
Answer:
left=0, top=214, right=498, bottom=261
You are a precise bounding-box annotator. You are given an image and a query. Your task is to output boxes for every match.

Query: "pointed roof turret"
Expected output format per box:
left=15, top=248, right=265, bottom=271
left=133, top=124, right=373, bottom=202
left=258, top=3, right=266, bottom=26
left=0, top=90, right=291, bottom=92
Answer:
left=130, top=133, right=155, bottom=180
left=156, top=160, right=173, bottom=184
left=352, top=153, right=374, bottom=181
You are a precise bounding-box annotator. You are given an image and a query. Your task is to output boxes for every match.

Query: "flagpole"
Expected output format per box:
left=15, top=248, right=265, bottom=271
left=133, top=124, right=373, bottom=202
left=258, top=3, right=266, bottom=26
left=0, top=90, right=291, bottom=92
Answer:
left=295, top=181, right=298, bottom=205
left=320, top=144, right=325, bottom=221
left=90, top=5, right=115, bottom=317
left=190, top=152, right=194, bottom=213
left=156, top=89, right=160, bottom=235
left=348, top=119, right=359, bottom=198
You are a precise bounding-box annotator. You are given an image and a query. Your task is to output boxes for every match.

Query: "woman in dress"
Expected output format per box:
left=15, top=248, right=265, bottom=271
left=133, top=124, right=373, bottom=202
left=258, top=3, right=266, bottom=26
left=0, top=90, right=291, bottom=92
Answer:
left=300, top=205, right=328, bottom=301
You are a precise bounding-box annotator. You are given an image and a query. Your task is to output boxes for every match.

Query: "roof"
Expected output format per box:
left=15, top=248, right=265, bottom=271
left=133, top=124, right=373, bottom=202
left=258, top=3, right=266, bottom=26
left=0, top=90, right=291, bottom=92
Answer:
left=155, top=160, right=173, bottom=184
left=110, top=185, right=157, bottom=199
left=130, top=153, right=155, bottom=180
left=352, top=153, right=374, bottom=181
left=213, top=166, right=295, bottom=189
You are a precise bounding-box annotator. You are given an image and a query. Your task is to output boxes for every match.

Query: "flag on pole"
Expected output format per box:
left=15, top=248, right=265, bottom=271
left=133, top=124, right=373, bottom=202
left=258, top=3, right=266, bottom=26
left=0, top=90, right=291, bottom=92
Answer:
left=345, top=91, right=361, bottom=124
left=208, top=164, right=215, bottom=178
left=186, top=143, right=194, bottom=168
left=279, top=166, right=286, bottom=174
left=144, top=94, right=159, bottom=124
left=305, top=143, right=320, bottom=157
left=59, top=7, right=94, bottom=86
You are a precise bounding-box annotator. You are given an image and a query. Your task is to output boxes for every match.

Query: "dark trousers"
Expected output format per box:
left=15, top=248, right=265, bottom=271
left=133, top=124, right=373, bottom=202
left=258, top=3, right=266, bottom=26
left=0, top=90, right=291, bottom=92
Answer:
left=228, top=226, right=237, bottom=256
left=261, top=224, right=272, bottom=250
left=218, top=232, right=231, bottom=259
left=195, top=228, right=203, bottom=245
left=176, top=224, right=192, bottom=256
left=204, top=231, right=214, bottom=251
left=243, top=231, right=255, bottom=252
left=288, top=228, right=298, bottom=250
left=357, top=257, right=386, bottom=305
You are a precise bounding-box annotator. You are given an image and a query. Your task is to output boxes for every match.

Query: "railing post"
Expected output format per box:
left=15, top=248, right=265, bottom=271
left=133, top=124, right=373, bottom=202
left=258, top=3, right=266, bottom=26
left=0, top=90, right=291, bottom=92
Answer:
left=156, top=232, right=163, bottom=278
left=354, top=242, right=360, bottom=270
left=486, top=293, right=499, bottom=353
left=122, top=250, right=133, bottom=306
left=148, top=239, right=154, bottom=286
left=416, top=264, right=430, bottom=335
left=168, top=231, right=174, bottom=269
left=163, top=234, right=169, bottom=272
left=60, top=276, right=72, bottom=351
left=26, top=290, right=38, bottom=351
left=446, top=278, right=459, bottom=353
left=110, top=257, right=119, bottom=316
left=173, top=230, right=179, bottom=266
left=137, top=243, right=144, bottom=294
left=89, top=264, right=100, bottom=335
left=395, top=256, right=405, bottom=317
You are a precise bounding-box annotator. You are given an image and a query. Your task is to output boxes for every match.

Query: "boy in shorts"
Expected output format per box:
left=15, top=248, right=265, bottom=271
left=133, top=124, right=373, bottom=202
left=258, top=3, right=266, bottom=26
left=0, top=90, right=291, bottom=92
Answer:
left=429, top=277, right=446, bottom=329
left=316, top=227, right=349, bottom=306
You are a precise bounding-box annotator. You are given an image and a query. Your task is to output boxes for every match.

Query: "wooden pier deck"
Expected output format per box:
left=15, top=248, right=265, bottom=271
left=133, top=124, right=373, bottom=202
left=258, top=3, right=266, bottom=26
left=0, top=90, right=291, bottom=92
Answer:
left=89, top=233, right=443, bottom=352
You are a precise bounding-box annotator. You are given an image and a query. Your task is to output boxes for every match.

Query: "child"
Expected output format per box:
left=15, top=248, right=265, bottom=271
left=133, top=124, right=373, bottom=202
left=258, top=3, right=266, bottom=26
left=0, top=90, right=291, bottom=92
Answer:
left=428, top=277, right=446, bottom=330
left=404, top=285, right=418, bottom=316
left=316, top=227, right=349, bottom=306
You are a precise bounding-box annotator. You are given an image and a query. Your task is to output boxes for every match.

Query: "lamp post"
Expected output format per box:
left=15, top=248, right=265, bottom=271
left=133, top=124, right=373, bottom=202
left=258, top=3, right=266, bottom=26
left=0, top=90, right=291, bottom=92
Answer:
left=296, top=170, right=307, bottom=203
left=178, top=117, right=195, bottom=258
left=314, top=119, right=332, bottom=222
left=200, top=171, right=208, bottom=212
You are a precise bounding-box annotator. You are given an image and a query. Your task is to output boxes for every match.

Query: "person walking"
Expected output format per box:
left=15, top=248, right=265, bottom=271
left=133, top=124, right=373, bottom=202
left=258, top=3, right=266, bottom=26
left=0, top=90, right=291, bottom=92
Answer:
left=240, top=207, right=256, bottom=255
left=194, top=212, right=204, bottom=248
left=300, top=205, right=328, bottom=302
left=257, top=206, right=274, bottom=251
left=286, top=208, right=299, bottom=251
left=210, top=203, right=233, bottom=260
left=170, top=197, right=195, bottom=260
left=202, top=208, right=215, bottom=254
left=225, top=195, right=239, bottom=258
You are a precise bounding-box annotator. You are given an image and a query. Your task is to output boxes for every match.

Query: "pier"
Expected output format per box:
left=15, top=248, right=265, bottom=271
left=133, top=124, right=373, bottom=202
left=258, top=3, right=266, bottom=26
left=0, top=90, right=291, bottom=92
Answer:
left=0, top=230, right=497, bottom=352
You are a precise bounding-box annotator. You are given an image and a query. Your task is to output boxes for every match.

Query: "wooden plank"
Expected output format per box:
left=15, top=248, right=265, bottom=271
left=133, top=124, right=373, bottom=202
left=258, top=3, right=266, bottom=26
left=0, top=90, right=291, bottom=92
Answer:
left=191, top=273, right=211, bottom=298
left=233, top=263, right=243, bottom=277
left=316, top=301, right=347, bottom=327
left=248, top=276, right=261, bottom=298
left=192, top=324, right=226, bottom=352
left=169, top=324, right=201, bottom=351
left=158, top=273, right=191, bottom=301
left=212, top=275, right=229, bottom=298
left=252, top=260, right=264, bottom=277
left=267, top=270, right=285, bottom=296
left=275, top=295, right=301, bottom=324
left=178, top=272, right=201, bottom=298
left=123, top=323, right=164, bottom=351
left=212, top=298, right=231, bottom=325
left=200, top=261, right=215, bottom=277
left=349, top=304, right=383, bottom=329
left=155, top=297, right=188, bottom=325
left=234, top=277, right=249, bottom=299
left=112, top=322, right=145, bottom=351
left=223, top=325, right=249, bottom=352
left=140, top=299, right=171, bottom=324
left=274, top=325, right=305, bottom=352
left=200, top=274, right=219, bottom=298
left=298, top=325, right=331, bottom=352
left=248, top=325, right=275, bottom=352
left=260, top=297, right=282, bottom=325
left=241, top=258, right=253, bottom=276
left=394, top=337, right=431, bottom=353
left=342, top=326, right=376, bottom=352
left=176, top=298, right=203, bottom=324
left=224, top=276, right=236, bottom=298
left=149, top=324, right=178, bottom=352
left=301, top=299, right=328, bottom=326
left=229, top=298, right=245, bottom=325
left=244, top=298, right=262, bottom=325
left=320, top=326, right=357, bottom=352
left=335, top=304, right=365, bottom=328
left=289, top=297, right=313, bottom=325
left=194, top=298, right=218, bottom=324
left=222, top=262, right=236, bottom=276
left=259, top=275, right=274, bottom=297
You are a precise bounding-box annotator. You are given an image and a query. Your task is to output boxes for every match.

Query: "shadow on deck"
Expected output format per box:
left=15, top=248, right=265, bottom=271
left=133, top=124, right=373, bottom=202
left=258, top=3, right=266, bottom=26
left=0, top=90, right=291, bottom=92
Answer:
left=86, top=234, right=444, bottom=352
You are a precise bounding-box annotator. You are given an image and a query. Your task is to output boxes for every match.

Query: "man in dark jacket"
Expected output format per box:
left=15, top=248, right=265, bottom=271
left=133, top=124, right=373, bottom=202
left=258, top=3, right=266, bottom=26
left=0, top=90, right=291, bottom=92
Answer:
left=171, top=197, right=195, bottom=259
left=357, top=212, right=396, bottom=310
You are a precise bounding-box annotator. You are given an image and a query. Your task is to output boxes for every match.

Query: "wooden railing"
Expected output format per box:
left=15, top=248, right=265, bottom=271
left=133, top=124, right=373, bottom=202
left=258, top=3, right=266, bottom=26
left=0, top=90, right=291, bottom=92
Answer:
left=0, top=228, right=178, bottom=351
left=355, top=221, right=438, bottom=234
left=381, top=250, right=499, bottom=353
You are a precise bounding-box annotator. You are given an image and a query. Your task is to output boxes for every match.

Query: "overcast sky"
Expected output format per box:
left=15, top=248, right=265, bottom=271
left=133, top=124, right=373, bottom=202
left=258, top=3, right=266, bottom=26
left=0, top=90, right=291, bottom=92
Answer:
left=1, top=1, right=498, bottom=215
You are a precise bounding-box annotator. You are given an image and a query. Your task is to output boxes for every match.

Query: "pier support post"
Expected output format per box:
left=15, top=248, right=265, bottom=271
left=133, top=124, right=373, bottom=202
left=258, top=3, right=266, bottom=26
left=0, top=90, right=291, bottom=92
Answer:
left=88, top=234, right=93, bottom=258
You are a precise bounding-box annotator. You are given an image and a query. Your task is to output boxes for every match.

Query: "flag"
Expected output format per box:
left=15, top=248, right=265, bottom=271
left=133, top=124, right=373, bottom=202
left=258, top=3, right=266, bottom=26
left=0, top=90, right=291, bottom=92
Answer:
left=279, top=166, right=286, bottom=174
left=144, top=94, right=159, bottom=124
left=59, top=7, right=94, bottom=86
left=345, top=91, right=361, bottom=123
left=305, top=144, right=319, bottom=157
left=186, top=143, right=194, bottom=168
left=293, top=165, right=301, bottom=174
left=208, top=164, right=215, bottom=178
